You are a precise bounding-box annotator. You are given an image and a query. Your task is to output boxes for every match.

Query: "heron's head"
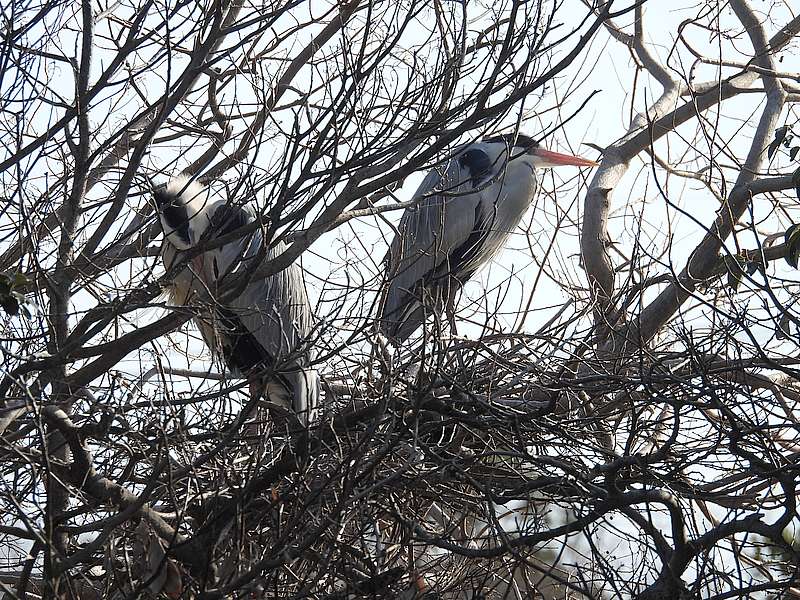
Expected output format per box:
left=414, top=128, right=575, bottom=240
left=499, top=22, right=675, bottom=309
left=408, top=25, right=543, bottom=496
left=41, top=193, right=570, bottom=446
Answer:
left=511, top=134, right=598, bottom=169
left=154, top=175, right=212, bottom=251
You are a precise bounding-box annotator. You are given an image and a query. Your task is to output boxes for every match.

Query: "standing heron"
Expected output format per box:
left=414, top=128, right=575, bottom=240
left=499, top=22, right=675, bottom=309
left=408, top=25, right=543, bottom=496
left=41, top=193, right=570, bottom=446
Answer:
left=380, top=133, right=597, bottom=342
left=154, top=175, right=319, bottom=425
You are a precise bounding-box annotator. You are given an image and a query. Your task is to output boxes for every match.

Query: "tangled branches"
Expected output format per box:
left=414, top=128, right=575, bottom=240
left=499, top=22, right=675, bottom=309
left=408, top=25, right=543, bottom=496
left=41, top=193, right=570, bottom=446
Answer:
left=2, top=0, right=800, bottom=598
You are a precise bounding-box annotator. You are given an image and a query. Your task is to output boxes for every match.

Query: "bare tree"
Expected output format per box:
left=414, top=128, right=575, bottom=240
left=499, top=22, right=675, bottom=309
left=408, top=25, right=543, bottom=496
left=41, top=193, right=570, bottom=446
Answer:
left=1, top=0, right=800, bottom=598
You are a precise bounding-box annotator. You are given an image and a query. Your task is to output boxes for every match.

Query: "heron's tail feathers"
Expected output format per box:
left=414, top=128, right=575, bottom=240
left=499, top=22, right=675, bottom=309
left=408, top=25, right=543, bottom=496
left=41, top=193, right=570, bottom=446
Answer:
left=379, top=284, right=454, bottom=343
left=379, top=298, right=425, bottom=343
left=266, top=367, right=319, bottom=427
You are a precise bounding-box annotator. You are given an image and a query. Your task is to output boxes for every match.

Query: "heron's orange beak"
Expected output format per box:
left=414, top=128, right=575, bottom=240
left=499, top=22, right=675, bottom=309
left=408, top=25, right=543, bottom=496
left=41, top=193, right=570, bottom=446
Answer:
left=533, top=148, right=599, bottom=167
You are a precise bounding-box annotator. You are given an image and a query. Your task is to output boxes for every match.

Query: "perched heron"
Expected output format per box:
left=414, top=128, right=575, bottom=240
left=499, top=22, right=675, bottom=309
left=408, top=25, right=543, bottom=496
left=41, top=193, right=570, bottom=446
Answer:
left=380, top=133, right=598, bottom=342
left=155, top=175, right=319, bottom=425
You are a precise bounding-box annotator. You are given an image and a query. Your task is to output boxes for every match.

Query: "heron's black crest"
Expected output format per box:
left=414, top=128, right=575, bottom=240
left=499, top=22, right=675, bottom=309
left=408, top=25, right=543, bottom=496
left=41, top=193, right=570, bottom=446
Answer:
left=458, top=148, right=493, bottom=186
left=485, top=133, right=538, bottom=154
left=155, top=189, right=192, bottom=246
left=153, top=188, right=170, bottom=209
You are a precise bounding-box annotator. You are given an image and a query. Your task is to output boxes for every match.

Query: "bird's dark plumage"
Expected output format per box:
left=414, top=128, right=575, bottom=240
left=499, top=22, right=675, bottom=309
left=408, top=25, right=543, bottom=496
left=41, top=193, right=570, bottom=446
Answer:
left=380, top=133, right=596, bottom=342
left=380, top=138, right=537, bottom=341
left=154, top=188, right=193, bottom=246
left=156, top=175, right=319, bottom=424
left=484, top=132, right=538, bottom=152
left=458, top=148, right=493, bottom=186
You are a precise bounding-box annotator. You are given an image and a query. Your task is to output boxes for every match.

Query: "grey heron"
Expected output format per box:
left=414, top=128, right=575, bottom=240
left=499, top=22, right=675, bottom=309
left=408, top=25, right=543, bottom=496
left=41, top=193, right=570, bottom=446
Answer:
left=380, top=133, right=597, bottom=342
left=154, top=175, right=319, bottom=425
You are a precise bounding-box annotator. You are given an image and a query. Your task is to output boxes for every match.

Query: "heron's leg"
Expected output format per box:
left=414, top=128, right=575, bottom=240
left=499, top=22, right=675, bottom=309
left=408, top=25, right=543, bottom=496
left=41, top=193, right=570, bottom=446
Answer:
left=244, top=376, right=265, bottom=441
left=247, top=378, right=261, bottom=401
left=444, top=285, right=466, bottom=373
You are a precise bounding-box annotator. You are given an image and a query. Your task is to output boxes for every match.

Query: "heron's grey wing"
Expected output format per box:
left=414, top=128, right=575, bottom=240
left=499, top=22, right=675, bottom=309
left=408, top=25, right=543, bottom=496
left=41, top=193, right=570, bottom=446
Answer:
left=450, top=157, right=541, bottom=279
left=190, top=202, right=260, bottom=366
left=206, top=204, right=319, bottom=423
left=238, top=241, right=319, bottom=423
left=235, top=244, right=318, bottom=424
left=381, top=150, right=490, bottom=341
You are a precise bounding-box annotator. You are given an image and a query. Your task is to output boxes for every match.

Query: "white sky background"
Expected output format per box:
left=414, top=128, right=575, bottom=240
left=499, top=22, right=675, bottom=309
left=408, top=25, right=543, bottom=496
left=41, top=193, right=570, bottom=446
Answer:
left=295, top=0, right=800, bottom=354
left=2, top=0, right=800, bottom=592
left=8, top=0, right=798, bottom=364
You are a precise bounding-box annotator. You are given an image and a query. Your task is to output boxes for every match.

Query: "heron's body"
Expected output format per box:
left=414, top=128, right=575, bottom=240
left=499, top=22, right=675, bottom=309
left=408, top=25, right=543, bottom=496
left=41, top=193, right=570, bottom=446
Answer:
left=157, top=176, right=319, bottom=424
left=381, top=133, right=596, bottom=341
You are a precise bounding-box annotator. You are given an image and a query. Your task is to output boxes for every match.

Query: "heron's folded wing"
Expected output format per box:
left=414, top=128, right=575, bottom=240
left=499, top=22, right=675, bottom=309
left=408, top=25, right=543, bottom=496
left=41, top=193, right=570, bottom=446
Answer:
left=233, top=239, right=319, bottom=419
left=203, top=203, right=319, bottom=414
left=381, top=150, right=490, bottom=337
